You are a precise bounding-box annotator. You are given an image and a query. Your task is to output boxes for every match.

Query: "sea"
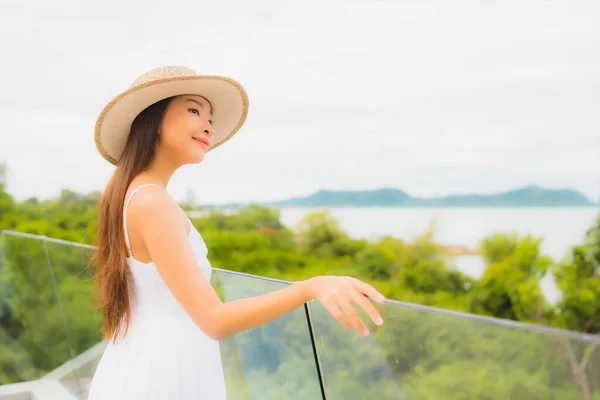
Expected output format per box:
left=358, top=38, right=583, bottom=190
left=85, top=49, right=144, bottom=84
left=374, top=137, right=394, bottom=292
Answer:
left=276, top=207, right=600, bottom=304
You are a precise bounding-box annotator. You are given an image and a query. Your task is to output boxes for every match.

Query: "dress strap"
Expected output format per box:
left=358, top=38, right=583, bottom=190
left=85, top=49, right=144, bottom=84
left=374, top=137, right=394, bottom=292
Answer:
left=123, top=184, right=162, bottom=257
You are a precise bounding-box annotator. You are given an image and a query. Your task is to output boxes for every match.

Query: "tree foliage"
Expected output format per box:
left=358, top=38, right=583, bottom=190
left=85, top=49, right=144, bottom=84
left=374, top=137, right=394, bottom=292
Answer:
left=0, top=174, right=599, bottom=398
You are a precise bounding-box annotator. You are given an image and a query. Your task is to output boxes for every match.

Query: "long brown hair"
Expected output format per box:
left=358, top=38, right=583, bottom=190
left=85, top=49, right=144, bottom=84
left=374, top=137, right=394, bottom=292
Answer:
left=94, top=97, right=173, bottom=342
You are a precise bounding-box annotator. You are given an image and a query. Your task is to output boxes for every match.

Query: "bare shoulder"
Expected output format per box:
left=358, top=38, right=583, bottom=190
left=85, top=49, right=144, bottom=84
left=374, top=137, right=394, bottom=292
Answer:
left=127, top=186, right=185, bottom=235
left=127, top=185, right=173, bottom=211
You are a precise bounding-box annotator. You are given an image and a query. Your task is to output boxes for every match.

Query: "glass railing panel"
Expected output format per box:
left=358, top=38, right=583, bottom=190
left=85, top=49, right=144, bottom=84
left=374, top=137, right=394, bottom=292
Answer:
left=309, top=299, right=600, bottom=399
left=34, top=240, right=327, bottom=399
left=213, top=269, right=323, bottom=400
left=0, top=232, right=72, bottom=387
left=41, top=239, right=102, bottom=398
left=7, top=230, right=599, bottom=400
left=1, top=232, right=325, bottom=399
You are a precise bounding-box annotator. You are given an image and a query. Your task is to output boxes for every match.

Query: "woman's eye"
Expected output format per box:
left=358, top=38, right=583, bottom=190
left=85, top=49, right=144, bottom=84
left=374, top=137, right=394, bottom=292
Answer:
left=208, top=120, right=213, bottom=125
left=188, top=108, right=199, bottom=115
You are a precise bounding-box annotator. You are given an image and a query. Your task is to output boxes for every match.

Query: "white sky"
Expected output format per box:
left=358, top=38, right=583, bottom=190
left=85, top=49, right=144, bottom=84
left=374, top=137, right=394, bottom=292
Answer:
left=0, top=0, right=599, bottom=204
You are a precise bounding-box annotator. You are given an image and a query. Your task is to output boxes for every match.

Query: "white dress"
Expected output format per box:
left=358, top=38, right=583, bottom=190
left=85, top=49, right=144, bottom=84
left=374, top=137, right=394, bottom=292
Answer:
left=87, top=184, right=227, bottom=399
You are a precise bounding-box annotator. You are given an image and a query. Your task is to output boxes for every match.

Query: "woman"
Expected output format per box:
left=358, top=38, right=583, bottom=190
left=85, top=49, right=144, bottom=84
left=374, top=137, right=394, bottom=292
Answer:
left=87, top=66, right=385, bottom=399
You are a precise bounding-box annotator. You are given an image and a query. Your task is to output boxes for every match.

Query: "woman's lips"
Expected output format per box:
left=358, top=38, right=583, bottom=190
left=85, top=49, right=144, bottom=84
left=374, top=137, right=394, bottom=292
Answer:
left=192, top=137, right=209, bottom=148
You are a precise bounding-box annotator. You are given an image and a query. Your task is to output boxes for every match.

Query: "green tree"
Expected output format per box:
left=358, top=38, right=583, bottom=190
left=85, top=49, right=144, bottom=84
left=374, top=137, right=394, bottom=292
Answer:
left=2, top=179, right=600, bottom=398
left=469, top=233, right=553, bottom=323
left=0, top=162, right=16, bottom=231
left=355, top=243, right=396, bottom=280
left=294, top=210, right=365, bottom=258
left=382, top=226, right=474, bottom=311
left=551, top=214, right=600, bottom=400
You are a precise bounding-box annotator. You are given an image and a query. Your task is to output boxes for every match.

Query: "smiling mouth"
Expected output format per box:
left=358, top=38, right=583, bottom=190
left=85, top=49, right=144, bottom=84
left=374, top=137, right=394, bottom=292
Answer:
left=192, top=137, right=209, bottom=147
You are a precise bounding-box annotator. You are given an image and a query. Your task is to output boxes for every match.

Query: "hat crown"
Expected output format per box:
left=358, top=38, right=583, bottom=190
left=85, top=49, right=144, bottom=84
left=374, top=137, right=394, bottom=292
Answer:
left=130, top=66, right=197, bottom=88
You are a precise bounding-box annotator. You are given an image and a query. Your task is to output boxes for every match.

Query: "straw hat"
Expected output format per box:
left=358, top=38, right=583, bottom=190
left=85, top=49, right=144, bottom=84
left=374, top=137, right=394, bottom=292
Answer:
left=94, top=66, right=249, bottom=165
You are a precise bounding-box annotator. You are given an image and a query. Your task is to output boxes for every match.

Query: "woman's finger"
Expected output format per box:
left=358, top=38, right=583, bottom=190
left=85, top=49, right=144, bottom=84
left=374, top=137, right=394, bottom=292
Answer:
left=323, top=299, right=354, bottom=330
left=351, top=278, right=385, bottom=303
left=338, top=297, right=368, bottom=335
left=349, top=289, right=384, bottom=327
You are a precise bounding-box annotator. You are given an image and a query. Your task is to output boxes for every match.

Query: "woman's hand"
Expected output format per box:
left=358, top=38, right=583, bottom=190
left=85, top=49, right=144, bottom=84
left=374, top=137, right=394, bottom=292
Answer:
left=304, top=276, right=385, bottom=336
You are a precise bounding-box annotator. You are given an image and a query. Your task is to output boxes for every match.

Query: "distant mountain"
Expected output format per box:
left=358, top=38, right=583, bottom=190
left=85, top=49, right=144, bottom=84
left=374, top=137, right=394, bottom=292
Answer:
left=420, top=186, right=597, bottom=208
left=271, top=188, right=413, bottom=207
left=202, top=185, right=598, bottom=209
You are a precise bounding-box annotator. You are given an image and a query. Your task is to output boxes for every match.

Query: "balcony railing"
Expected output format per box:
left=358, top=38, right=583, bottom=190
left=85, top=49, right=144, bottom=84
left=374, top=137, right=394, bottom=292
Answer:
left=1, top=230, right=599, bottom=399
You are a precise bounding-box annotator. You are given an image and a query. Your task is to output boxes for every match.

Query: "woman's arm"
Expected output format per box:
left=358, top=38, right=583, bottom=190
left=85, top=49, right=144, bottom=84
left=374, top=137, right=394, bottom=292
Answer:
left=131, top=188, right=384, bottom=340
left=211, top=275, right=384, bottom=339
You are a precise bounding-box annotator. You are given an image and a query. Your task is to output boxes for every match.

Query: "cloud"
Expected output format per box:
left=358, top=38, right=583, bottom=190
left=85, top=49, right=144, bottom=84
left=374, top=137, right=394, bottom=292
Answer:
left=0, top=0, right=598, bottom=202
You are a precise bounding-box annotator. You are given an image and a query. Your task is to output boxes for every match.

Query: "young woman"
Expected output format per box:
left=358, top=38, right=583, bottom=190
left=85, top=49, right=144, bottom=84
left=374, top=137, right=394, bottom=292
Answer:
left=87, top=66, right=385, bottom=399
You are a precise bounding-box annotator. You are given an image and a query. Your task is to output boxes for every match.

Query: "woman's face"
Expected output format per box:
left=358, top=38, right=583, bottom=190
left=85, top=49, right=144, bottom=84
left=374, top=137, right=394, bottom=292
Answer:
left=157, top=94, right=214, bottom=165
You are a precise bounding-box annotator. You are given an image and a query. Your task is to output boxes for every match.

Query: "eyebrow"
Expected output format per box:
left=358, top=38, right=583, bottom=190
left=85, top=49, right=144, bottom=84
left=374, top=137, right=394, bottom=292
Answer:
left=185, top=98, right=205, bottom=108
left=185, top=98, right=213, bottom=114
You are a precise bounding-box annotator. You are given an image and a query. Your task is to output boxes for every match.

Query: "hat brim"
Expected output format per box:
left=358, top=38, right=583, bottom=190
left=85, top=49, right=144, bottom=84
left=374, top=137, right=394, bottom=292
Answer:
left=95, top=75, right=249, bottom=165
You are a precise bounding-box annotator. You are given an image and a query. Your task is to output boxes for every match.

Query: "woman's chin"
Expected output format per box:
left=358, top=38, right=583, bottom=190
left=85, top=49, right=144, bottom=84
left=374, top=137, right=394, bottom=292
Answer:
left=187, top=151, right=206, bottom=164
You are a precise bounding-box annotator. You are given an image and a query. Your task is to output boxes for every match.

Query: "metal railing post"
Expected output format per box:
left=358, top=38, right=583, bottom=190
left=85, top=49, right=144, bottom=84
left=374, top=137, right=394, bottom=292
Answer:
left=304, top=302, right=328, bottom=400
